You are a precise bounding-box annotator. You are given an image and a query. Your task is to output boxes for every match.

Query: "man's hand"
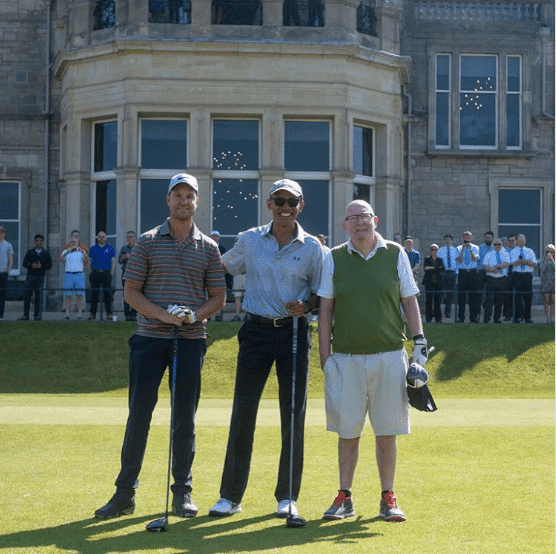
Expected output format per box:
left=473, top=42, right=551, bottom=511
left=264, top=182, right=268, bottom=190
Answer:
left=285, top=299, right=308, bottom=317
left=412, top=336, right=428, bottom=366
left=167, top=304, right=196, bottom=324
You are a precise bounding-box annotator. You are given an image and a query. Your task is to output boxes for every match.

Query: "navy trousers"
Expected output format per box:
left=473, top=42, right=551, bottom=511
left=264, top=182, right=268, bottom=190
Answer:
left=219, top=316, right=310, bottom=504
left=115, top=334, right=206, bottom=497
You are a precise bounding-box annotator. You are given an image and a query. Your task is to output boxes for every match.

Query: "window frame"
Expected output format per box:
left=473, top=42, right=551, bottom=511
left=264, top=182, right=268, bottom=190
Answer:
left=435, top=53, right=451, bottom=149
left=506, top=55, right=522, bottom=151
left=0, top=180, right=21, bottom=274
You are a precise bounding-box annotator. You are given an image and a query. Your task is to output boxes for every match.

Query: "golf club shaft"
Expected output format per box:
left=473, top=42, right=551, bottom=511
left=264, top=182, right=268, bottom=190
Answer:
left=288, top=317, right=299, bottom=516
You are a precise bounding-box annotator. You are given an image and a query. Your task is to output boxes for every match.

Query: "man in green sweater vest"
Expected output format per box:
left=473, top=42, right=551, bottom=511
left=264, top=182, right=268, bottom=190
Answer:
left=318, top=200, right=428, bottom=522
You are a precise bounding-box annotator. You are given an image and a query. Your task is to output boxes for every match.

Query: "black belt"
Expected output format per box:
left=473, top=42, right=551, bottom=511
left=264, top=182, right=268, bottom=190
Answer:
left=459, top=269, right=477, bottom=272
left=65, top=271, right=82, bottom=274
left=246, top=313, right=294, bottom=327
left=92, top=268, right=111, bottom=272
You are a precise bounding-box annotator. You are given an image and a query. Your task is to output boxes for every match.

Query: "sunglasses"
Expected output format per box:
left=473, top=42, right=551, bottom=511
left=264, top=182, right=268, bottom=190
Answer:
left=494, top=243, right=502, bottom=246
left=272, top=197, right=301, bottom=207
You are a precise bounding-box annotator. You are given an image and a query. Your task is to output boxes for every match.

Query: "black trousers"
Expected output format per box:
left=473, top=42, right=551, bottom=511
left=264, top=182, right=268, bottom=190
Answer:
left=23, top=274, right=45, bottom=318
left=457, top=269, right=480, bottom=322
left=89, top=269, right=113, bottom=315
left=512, top=272, right=533, bottom=322
left=219, top=316, right=310, bottom=504
left=484, top=276, right=507, bottom=322
left=116, top=335, right=206, bottom=496
left=0, top=271, right=8, bottom=318
left=443, top=271, right=457, bottom=317
left=424, top=283, right=442, bottom=322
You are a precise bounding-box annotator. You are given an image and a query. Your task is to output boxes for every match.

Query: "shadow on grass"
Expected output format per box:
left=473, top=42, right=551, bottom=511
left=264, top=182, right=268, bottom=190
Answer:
left=0, top=513, right=383, bottom=554
left=422, top=323, right=554, bottom=383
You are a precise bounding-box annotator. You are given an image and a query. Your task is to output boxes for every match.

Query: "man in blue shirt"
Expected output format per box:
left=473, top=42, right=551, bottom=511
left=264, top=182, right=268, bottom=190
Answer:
left=88, top=231, right=116, bottom=320
left=403, top=236, right=420, bottom=285
left=437, top=234, right=458, bottom=319
left=209, top=179, right=324, bottom=520
left=456, top=231, right=480, bottom=323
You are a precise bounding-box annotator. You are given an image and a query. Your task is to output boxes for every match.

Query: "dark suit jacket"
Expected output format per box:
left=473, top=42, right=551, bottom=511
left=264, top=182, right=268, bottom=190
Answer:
left=23, top=248, right=52, bottom=278
left=422, top=255, right=445, bottom=287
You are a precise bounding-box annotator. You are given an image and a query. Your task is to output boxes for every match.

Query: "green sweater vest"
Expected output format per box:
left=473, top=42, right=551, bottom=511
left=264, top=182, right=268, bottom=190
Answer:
left=331, top=242, right=406, bottom=354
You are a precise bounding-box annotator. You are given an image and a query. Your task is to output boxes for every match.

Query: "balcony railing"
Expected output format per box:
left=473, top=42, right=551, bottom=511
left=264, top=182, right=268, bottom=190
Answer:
left=415, top=1, right=543, bottom=23
left=149, top=0, right=192, bottom=24
left=283, top=0, right=325, bottom=27
left=93, top=0, right=116, bottom=30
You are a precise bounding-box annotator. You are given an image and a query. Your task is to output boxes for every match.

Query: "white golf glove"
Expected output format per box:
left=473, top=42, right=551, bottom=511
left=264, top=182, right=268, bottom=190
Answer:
left=167, top=304, right=196, bottom=324
left=412, top=335, right=428, bottom=366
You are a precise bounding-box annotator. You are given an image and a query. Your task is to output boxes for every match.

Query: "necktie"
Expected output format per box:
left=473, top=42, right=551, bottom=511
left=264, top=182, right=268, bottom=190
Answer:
left=447, top=248, right=452, bottom=269
left=464, top=246, right=470, bottom=265
left=496, top=251, right=502, bottom=274
left=520, top=248, right=525, bottom=270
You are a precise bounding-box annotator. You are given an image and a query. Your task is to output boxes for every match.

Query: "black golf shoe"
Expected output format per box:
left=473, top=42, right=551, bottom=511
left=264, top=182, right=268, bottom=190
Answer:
left=173, top=492, right=198, bottom=518
left=95, top=492, right=135, bottom=519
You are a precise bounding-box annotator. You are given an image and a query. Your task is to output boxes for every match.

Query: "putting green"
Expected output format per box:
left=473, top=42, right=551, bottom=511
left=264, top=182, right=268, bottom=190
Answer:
left=0, top=396, right=553, bottom=427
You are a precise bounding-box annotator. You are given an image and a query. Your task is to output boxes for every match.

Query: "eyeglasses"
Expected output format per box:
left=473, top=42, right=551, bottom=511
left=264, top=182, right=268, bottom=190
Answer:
left=494, top=243, right=502, bottom=246
left=431, top=248, right=438, bottom=251
left=272, top=197, right=301, bottom=207
left=344, top=213, right=374, bottom=223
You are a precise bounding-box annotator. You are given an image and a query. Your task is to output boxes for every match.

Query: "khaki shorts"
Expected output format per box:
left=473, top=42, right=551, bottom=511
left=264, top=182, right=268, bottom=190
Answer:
left=323, top=349, right=410, bottom=439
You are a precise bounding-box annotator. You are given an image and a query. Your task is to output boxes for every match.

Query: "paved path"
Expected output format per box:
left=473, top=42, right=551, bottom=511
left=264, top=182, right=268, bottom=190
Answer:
left=0, top=396, right=553, bottom=427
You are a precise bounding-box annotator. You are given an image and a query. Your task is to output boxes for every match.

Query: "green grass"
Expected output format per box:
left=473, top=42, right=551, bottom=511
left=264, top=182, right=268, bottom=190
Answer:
left=0, top=321, right=554, bottom=398
left=0, top=322, right=554, bottom=553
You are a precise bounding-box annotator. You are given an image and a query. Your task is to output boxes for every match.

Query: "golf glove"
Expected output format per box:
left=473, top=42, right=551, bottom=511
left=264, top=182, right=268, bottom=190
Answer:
left=167, top=304, right=196, bottom=324
left=412, top=336, right=428, bottom=366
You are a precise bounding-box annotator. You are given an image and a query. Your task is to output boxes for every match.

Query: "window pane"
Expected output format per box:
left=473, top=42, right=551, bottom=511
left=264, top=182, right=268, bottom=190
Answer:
left=212, top=179, right=258, bottom=236
left=295, top=180, right=328, bottom=237
left=94, top=121, right=117, bottom=172
left=460, top=56, right=496, bottom=91
left=213, top=120, right=259, bottom=170
left=0, top=182, right=19, bottom=219
left=283, top=0, right=325, bottom=27
left=285, top=121, right=329, bottom=171
left=499, top=189, right=540, bottom=225
left=149, top=0, right=191, bottom=23
left=436, top=55, right=450, bottom=91
left=353, top=126, right=373, bottom=176
left=95, top=180, right=117, bottom=237
left=436, top=92, right=449, bottom=146
left=141, top=120, right=188, bottom=169
left=212, top=0, right=262, bottom=25
left=140, top=179, right=170, bottom=233
left=353, top=183, right=370, bottom=203
left=507, top=57, right=521, bottom=92
left=460, top=93, right=496, bottom=147
left=506, top=94, right=520, bottom=148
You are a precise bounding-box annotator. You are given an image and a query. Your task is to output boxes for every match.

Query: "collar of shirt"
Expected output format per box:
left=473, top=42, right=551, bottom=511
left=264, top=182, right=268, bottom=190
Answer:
left=159, top=218, right=203, bottom=242
left=261, top=221, right=306, bottom=244
left=346, top=232, right=386, bottom=261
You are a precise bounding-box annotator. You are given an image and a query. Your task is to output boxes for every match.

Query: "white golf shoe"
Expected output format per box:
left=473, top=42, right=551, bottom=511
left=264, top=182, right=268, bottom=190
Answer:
left=209, top=498, right=242, bottom=517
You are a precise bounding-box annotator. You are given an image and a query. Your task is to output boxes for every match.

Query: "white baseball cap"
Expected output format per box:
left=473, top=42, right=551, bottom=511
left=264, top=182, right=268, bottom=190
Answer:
left=168, top=173, right=199, bottom=194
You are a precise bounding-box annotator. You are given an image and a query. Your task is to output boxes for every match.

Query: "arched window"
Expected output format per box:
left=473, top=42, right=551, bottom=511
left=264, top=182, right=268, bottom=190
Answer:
left=93, top=0, right=115, bottom=30
left=283, top=0, right=324, bottom=27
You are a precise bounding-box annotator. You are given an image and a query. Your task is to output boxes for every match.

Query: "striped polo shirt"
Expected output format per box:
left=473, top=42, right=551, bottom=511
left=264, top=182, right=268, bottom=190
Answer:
left=124, top=219, right=225, bottom=339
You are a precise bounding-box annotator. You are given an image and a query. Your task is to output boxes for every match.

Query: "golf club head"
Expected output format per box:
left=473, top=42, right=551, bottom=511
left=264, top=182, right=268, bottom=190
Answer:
left=286, top=514, right=307, bottom=528
left=145, top=517, right=169, bottom=532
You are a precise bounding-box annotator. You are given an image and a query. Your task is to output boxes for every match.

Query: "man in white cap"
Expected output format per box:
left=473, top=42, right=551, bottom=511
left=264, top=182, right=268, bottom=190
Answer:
left=209, top=179, right=324, bottom=520
left=95, top=173, right=226, bottom=520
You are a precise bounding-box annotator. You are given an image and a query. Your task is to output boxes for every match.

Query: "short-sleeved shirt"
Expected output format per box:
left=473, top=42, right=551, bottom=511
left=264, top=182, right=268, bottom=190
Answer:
left=0, top=240, right=14, bottom=273
left=89, top=243, right=116, bottom=270
left=405, top=248, right=420, bottom=269
left=483, top=249, right=511, bottom=278
left=62, top=249, right=86, bottom=273
left=318, top=233, right=419, bottom=300
left=510, top=245, right=537, bottom=274
left=124, top=219, right=225, bottom=339
left=222, top=221, right=324, bottom=319
left=456, top=243, right=480, bottom=270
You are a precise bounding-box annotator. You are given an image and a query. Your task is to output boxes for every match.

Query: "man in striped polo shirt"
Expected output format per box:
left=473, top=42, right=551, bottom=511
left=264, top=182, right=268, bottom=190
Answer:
left=318, top=200, right=428, bottom=523
left=95, top=173, right=226, bottom=520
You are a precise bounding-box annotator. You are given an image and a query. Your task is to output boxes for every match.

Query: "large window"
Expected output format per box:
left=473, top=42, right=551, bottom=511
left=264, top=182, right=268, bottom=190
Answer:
left=141, top=119, right=187, bottom=170
left=434, top=53, right=522, bottom=150
left=498, top=189, right=541, bottom=257
left=92, top=121, right=117, bottom=248
left=284, top=120, right=330, bottom=238
left=149, top=0, right=191, bottom=23
left=212, top=120, right=260, bottom=250
left=140, top=179, right=171, bottom=233
left=0, top=182, right=20, bottom=271
left=353, top=124, right=374, bottom=203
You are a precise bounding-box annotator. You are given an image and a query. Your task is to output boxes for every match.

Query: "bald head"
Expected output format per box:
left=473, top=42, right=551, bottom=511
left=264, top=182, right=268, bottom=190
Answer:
left=344, top=200, right=375, bottom=219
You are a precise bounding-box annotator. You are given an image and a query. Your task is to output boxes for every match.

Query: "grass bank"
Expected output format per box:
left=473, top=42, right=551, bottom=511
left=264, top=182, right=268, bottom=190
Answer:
left=0, top=321, right=553, bottom=398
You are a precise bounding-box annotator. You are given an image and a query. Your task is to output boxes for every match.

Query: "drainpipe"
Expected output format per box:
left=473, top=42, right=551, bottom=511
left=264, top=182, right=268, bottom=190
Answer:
left=539, top=26, right=555, bottom=119
left=43, top=0, right=52, bottom=311
left=402, top=86, right=413, bottom=235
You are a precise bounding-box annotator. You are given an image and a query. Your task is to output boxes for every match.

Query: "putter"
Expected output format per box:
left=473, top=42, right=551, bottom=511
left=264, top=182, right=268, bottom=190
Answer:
left=286, top=317, right=307, bottom=528
left=146, top=326, right=179, bottom=533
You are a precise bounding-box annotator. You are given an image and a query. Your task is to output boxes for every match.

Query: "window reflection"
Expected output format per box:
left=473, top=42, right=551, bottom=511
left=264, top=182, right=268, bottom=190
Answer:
left=141, top=120, right=187, bottom=169
left=149, top=0, right=191, bottom=24
left=212, top=0, right=262, bottom=25
left=283, top=0, right=324, bottom=26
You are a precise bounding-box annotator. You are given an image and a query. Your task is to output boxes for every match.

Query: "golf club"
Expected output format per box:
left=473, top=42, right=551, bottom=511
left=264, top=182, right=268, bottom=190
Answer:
left=286, top=316, right=307, bottom=528
left=146, top=326, right=179, bottom=532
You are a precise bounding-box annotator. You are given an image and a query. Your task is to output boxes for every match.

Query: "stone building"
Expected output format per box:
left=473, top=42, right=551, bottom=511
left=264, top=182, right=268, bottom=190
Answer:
left=0, top=0, right=553, bottom=305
